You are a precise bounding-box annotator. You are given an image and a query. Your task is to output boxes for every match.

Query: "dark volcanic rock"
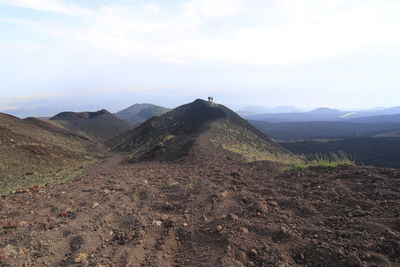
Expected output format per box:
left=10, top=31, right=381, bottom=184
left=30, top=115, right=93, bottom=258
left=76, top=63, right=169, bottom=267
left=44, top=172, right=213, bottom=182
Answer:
left=50, top=109, right=132, bottom=141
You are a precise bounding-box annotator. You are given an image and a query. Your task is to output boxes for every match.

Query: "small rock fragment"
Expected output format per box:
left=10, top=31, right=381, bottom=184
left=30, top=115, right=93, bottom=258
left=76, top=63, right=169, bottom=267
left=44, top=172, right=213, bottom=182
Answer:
left=347, top=253, right=363, bottom=267
left=220, top=191, right=229, bottom=198
left=164, top=218, right=176, bottom=228
left=92, top=202, right=100, bottom=208
left=249, top=248, right=257, bottom=256
left=113, top=232, right=134, bottom=245
left=230, top=171, right=240, bottom=178
left=240, top=227, right=249, bottom=234
left=280, top=225, right=289, bottom=235
left=229, top=214, right=239, bottom=221
left=253, top=201, right=268, bottom=213
left=269, top=201, right=278, bottom=207
left=59, top=209, right=73, bottom=217
left=74, top=253, right=89, bottom=266
left=236, top=250, right=247, bottom=261
left=216, top=225, right=223, bottom=232
left=153, top=220, right=162, bottom=226
left=18, top=221, right=29, bottom=227
left=104, top=189, right=111, bottom=195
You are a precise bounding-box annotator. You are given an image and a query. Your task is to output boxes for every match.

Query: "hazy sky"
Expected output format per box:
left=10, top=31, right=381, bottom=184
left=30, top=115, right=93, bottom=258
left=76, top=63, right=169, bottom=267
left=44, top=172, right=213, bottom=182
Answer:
left=1, top=0, right=400, bottom=116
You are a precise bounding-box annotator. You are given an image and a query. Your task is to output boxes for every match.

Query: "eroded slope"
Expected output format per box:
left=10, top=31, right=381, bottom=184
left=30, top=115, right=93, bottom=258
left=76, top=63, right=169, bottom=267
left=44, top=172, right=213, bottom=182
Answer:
left=0, top=113, right=101, bottom=195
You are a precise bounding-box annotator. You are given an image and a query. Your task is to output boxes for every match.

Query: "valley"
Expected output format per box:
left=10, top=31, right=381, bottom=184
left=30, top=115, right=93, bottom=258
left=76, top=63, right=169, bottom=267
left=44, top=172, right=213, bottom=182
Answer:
left=280, top=137, right=400, bottom=169
left=248, top=110, right=400, bottom=169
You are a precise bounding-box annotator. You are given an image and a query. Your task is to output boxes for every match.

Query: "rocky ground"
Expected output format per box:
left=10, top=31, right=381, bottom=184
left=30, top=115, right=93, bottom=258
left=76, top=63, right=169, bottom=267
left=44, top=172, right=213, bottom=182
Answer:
left=1, top=146, right=400, bottom=266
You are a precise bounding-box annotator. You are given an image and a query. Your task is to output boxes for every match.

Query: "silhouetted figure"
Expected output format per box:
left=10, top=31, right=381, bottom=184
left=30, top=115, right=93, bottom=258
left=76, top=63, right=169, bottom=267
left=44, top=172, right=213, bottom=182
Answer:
left=208, top=97, right=214, bottom=102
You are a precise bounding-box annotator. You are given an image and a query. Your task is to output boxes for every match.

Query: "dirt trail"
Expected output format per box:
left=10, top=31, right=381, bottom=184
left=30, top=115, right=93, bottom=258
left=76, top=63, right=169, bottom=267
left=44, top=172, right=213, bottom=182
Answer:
left=1, top=150, right=400, bottom=266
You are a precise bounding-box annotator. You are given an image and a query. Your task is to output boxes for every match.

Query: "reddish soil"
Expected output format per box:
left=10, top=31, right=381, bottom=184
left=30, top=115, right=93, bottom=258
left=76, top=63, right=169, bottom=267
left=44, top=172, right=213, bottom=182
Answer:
left=1, top=145, right=400, bottom=267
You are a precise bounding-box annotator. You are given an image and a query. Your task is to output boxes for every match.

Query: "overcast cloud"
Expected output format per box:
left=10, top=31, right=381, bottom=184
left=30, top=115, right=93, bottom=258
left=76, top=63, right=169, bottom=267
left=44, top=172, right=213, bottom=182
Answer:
left=1, top=0, right=399, bottom=115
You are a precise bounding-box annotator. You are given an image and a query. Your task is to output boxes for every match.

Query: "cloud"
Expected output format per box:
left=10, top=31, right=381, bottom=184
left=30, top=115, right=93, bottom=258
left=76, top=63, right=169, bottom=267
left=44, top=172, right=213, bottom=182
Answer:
left=0, top=105, right=21, bottom=111
left=0, top=93, right=65, bottom=108
left=0, top=0, right=90, bottom=16
left=1, top=0, right=400, bottom=65
left=85, top=86, right=160, bottom=94
left=144, top=3, right=160, bottom=14
left=183, top=0, right=247, bottom=19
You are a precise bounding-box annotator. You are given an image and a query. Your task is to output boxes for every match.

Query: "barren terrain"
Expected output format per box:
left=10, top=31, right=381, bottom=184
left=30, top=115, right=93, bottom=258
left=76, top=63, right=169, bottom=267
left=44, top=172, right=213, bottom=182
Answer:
left=1, top=144, right=400, bottom=266
left=1, top=100, right=400, bottom=266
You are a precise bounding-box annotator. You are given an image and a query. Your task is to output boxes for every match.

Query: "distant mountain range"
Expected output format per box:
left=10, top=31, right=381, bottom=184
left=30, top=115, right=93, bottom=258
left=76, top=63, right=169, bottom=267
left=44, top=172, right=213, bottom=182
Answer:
left=375, top=130, right=400, bottom=137
left=244, top=106, right=400, bottom=123
left=236, top=106, right=303, bottom=116
left=4, top=102, right=400, bottom=143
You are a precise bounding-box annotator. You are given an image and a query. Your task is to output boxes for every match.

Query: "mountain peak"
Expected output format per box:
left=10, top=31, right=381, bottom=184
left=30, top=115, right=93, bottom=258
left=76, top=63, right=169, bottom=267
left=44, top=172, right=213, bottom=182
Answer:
left=115, top=103, right=170, bottom=126
left=308, top=107, right=342, bottom=114
left=107, top=99, right=295, bottom=163
left=50, top=109, right=111, bottom=120
left=50, top=109, right=131, bottom=141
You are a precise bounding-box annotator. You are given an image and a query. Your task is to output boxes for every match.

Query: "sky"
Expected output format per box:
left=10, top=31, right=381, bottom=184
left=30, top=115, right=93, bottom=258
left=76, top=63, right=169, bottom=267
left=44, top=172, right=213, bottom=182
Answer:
left=0, top=0, right=400, bottom=116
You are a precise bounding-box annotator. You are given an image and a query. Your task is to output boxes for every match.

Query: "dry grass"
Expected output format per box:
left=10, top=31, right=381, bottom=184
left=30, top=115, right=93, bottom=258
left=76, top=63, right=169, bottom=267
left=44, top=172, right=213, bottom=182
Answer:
left=279, top=151, right=355, bottom=172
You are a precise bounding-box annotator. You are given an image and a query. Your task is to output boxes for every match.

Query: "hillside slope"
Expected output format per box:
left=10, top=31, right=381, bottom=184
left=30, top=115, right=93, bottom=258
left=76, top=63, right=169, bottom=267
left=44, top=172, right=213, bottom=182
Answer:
left=107, top=99, right=296, bottom=163
left=115, top=103, right=170, bottom=126
left=0, top=113, right=100, bottom=195
left=50, top=109, right=132, bottom=141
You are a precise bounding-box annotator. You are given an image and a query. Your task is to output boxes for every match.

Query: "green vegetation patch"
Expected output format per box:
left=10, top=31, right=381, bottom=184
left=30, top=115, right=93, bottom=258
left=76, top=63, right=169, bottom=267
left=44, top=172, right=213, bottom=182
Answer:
left=124, top=134, right=168, bottom=159
left=220, top=143, right=295, bottom=163
left=0, top=155, right=100, bottom=195
left=279, top=152, right=355, bottom=173
left=210, top=121, right=298, bottom=164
